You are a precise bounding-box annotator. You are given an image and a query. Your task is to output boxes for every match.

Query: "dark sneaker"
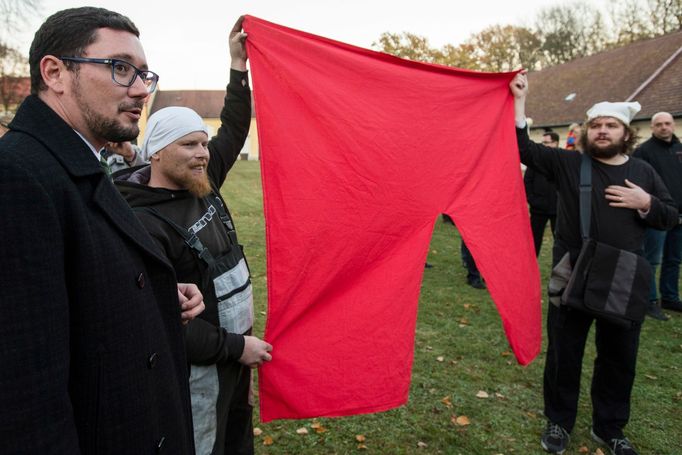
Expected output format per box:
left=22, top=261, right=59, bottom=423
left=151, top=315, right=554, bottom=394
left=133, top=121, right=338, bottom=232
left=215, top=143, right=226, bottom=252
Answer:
left=591, top=429, right=639, bottom=455
left=646, top=300, right=669, bottom=321
left=467, top=277, right=486, bottom=289
left=541, top=421, right=570, bottom=454
left=661, top=299, right=682, bottom=312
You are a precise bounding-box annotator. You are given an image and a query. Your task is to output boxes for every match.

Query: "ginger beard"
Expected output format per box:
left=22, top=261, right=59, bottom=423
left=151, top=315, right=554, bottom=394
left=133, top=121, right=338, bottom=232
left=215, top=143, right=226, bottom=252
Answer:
left=156, top=133, right=213, bottom=197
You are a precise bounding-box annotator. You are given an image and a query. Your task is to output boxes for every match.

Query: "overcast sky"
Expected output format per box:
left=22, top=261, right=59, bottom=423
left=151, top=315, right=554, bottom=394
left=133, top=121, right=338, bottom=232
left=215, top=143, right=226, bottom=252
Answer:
left=16, top=0, right=608, bottom=90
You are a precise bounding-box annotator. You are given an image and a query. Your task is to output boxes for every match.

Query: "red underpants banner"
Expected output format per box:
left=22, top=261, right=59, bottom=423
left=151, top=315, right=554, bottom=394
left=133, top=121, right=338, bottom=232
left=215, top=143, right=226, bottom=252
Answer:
left=243, top=16, right=541, bottom=422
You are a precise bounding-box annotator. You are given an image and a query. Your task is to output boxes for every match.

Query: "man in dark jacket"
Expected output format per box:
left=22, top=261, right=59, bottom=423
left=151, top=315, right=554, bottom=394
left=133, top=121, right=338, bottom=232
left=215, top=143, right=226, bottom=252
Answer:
left=510, top=71, right=678, bottom=455
left=0, top=7, right=203, bottom=454
left=115, top=17, right=272, bottom=455
left=524, top=131, right=559, bottom=256
left=634, top=112, right=682, bottom=320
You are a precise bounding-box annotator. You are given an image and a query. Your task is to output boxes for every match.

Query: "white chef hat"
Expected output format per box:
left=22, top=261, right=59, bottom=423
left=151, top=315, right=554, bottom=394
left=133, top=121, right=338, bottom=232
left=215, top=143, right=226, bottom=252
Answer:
left=141, top=106, right=209, bottom=160
left=586, top=101, right=641, bottom=126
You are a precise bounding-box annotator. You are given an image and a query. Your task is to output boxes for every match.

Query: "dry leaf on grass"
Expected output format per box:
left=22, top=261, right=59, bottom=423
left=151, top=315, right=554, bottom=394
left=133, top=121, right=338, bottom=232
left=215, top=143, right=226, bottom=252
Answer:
left=451, top=415, right=471, bottom=426
left=296, top=427, right=309, bottom=435
left=356, top=435, right=366, bottom=442
left=263, top=436, right=274, bottom=446
left=436, top=356, right=445, bottom=362
left=595, top=449, right=606, bottom=455
left=475, top=390, right=489, bottom=398
left=310, top=421, right=327, bottom=433
left=357, top=444, right=368, bottom=450
left=500, top=350, right=512, bottom=357
left=417, top=441, right=428, bottom=448
left=253, top=427, right=263, bottom=436
left=441, top=396, right=453, bottom=408
left=645, top=374, right=658, bottom=380
left=578, top=445, right=589, bottom=453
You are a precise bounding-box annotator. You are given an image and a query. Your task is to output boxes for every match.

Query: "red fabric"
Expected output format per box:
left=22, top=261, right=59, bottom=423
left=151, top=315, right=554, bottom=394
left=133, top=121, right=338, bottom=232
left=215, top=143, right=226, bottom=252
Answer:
left=244, top=16, right=541, bottom=422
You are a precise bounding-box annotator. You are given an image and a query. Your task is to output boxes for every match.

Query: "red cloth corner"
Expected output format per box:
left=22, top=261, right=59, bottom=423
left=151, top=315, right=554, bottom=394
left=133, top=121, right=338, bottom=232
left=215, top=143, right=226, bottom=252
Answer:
left=243, top=16, right=541, bottom=422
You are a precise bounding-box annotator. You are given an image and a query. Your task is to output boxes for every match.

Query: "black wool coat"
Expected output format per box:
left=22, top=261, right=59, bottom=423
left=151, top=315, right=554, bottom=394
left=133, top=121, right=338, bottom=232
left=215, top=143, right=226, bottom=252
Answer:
left=0, top=96, right=195, bottom=454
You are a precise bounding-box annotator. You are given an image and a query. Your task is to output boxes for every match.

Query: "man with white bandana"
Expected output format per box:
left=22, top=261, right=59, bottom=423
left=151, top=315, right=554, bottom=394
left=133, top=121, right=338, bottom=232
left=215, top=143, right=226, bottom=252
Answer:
left=510, top=70, right=678, bottom=455
left=115, top=17, right=271, bottom=455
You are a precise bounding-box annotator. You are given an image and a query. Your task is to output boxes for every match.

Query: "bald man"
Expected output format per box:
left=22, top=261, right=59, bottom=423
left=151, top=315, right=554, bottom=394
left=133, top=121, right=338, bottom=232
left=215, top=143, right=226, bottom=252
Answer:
left=634, top=112, right=682, bottom=320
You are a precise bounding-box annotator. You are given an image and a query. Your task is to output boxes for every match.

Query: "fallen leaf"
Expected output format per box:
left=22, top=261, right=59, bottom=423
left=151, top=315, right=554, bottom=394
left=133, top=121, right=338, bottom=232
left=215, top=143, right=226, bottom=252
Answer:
left=595, top=449, right=605, bottom=455
left=263, top=436, right=274, bottom=446
left=500, top=350, right=512, bottom=357
left=451, top=415, right=470, bottom=426
left=436, top=356, right=445, bottom=362
left=458, top=318, right=469, bottom=325
left=357, top=444, right=368, bottom=450
left=310, top=421, right=321, bottom=429
left=356, top=435, right=366, bottom=442
left=579, top=445, right=589, bottom=453
left=426, top=346, right=433, bottom=351
left=312, top=424, right=327, bottom=434
left=645, top=374, right=658, bottom=380
left=441, top=396, right=452, bottom=407
left=253, top=427, right=263, bottom=436
left=463, top=303, right=472, bottom=309
left=495, top=393, right=505, bottom=399
left=476, top=390, right=489, bottom=398
left=296, top=427, right=308, bottom=435
left=259, top=311, right=266, bottom=316
left=417, top=441, right=428, bottom=448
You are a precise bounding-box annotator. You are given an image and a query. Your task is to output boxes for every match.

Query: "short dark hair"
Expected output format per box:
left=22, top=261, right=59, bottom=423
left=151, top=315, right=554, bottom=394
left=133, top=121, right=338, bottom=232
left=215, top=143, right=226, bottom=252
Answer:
left=542, top=131, right=560, bottom=143
left=579, top=119, right=639, bottom=155
left=29, top=7, right=139, bottom=95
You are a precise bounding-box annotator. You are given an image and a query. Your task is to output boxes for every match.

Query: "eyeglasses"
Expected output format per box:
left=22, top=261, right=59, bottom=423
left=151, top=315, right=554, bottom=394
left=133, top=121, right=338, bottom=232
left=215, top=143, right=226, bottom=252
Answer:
left=59, top=56, right=159, bottom=94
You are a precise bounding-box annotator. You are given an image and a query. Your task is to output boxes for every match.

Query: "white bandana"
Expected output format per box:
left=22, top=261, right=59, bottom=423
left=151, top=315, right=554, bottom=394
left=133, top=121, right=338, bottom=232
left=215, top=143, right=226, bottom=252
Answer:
left=141, top=106, right=209, bottom=160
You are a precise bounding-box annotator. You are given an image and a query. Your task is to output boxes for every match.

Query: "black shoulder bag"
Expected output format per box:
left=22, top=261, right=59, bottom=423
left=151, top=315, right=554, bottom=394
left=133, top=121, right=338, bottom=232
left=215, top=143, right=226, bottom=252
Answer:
left=560, top=153, right=651, bottom=328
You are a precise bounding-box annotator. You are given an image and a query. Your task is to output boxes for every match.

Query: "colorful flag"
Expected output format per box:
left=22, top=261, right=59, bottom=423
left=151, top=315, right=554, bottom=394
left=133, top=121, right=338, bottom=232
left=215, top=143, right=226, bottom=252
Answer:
left=244, top=16, right=541, bottom=422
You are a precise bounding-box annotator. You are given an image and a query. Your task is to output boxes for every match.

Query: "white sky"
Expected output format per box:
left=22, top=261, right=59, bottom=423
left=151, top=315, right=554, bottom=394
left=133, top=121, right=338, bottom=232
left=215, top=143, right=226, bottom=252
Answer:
left=16, top=0, right=607, bottom=90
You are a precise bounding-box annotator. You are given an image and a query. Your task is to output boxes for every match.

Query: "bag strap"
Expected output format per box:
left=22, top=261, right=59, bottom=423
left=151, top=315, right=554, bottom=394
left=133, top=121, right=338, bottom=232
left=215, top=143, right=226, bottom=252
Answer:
left=132, top=205, right=217, bottom=266
left=579, top=153, right=592, bottom=241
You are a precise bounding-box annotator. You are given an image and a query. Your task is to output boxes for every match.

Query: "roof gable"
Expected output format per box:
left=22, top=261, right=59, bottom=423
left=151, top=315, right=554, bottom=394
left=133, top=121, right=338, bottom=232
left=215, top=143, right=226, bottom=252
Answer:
left=527, top=31, right=682, bottom=127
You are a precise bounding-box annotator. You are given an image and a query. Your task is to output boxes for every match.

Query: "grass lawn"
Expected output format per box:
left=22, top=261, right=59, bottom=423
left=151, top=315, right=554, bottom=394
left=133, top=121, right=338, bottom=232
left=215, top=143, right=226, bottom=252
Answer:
left=222, top=160, right=682, bottom=455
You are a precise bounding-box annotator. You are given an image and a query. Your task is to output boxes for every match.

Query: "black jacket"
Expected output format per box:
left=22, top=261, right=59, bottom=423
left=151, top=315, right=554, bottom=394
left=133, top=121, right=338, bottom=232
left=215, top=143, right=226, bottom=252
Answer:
left=633, top=134, right=682, bottom=210
left=0, top=96, right=194, bottom=454
left=524, top=167, right=557, bottom=216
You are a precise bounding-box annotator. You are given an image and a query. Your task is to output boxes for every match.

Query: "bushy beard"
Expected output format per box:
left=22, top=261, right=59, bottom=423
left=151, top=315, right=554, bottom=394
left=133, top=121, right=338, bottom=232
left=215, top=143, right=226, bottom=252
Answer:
left=585, top=139, right=626, bottom=159
left=186, top=173, right=213, bottom=198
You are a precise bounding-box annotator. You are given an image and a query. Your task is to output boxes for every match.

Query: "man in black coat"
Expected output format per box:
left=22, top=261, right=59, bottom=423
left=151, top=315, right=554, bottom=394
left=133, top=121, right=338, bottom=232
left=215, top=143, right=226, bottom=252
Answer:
left=633, top=112, right=682, bottom=319
left=524, top=131, right=559, bottom=256
left=0, top=7, right=204, bottom=454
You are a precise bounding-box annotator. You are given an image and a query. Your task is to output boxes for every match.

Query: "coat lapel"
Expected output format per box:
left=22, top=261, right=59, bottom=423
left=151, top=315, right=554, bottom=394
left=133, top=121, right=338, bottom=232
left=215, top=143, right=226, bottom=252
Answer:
left=9, top=96, right=173, bottom=269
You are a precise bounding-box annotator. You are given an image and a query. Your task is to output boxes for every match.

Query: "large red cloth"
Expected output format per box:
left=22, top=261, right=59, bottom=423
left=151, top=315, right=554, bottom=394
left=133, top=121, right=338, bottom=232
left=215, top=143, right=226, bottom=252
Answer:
left=243, top=16, right=541, bottom=422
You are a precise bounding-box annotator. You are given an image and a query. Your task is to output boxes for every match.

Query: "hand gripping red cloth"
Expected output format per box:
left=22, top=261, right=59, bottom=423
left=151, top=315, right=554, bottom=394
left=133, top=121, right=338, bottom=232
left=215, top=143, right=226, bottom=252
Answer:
left=243, top=16, right=541, bottom=422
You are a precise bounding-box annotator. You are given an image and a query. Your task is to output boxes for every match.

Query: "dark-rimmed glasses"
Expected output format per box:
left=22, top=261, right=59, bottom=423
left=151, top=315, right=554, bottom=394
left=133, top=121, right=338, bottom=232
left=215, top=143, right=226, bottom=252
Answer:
left=59, top=56, right=159, bottom=94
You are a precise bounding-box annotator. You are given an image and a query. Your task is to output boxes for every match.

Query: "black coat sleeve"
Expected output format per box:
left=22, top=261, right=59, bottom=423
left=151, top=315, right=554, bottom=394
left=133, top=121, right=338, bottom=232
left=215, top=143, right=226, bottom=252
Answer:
left=643, top=170, right=679, bottom=230
left=184, top=318, right=245, bottom=365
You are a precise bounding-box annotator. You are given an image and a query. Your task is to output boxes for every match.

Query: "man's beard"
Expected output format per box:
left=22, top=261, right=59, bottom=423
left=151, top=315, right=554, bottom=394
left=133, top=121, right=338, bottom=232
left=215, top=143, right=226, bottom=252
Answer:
left=74, top=78, right=141, bottom=142
left=167, top=165, right=213, bottom=197
left=585, top=138, right=627, bottom=159
left=185, top=173, right=213, bottom=198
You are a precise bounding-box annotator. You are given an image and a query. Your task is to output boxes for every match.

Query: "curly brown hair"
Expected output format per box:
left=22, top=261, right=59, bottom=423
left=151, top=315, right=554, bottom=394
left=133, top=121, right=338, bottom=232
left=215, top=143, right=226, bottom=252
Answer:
left=578, top=119, right=640, bottom=155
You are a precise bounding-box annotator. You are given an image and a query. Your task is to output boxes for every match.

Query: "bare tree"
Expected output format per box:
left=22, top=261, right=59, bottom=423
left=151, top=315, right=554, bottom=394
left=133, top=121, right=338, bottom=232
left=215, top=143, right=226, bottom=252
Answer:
left=608, top=0, right=655, bottom=44
left=648, top=0, right=682, bottom=34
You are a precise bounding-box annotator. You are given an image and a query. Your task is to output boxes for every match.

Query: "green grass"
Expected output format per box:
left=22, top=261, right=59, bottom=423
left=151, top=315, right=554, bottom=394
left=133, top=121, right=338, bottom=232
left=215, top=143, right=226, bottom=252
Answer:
left=222, top=161, right=682, bottom=455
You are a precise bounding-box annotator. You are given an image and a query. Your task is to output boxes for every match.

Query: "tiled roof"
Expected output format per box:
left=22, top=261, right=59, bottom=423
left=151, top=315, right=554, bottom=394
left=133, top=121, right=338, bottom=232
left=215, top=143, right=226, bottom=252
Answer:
left=149, top=90, right=255, bottom=118
left=526, top=31, right=682, bottom=127
left=1, top=76, right=30, bottom=103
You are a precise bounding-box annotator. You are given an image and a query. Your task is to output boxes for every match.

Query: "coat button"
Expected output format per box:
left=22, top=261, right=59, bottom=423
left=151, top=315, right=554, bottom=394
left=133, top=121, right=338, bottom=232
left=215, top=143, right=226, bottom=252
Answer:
left=136, top=272, right=145, bottom=288
left=156, top=436, right=165, bottom=453
left=148, top=352, right=158, bottom=369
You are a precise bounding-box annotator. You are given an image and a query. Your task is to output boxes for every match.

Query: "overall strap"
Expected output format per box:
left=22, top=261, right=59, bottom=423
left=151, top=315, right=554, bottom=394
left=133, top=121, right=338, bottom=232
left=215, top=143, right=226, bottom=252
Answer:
left=579, top=153, right=592, bottom=241
left=132, top=206, right=216, bottom=266
left=206, top=193, right=239, bottom=246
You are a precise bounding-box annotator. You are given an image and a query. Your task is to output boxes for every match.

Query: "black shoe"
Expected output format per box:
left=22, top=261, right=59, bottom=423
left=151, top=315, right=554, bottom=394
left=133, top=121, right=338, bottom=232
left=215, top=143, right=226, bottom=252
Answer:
left=591, top=429, right=639, bottom=455
left=646, top=300, right=669, bottom=321
left=661, top=299, right=682, bottom=312
left=424, top=262, right=434, bottom=269
left=541, top=421, right=569, bottom=454
left=467, top=277, right=486, bottom=289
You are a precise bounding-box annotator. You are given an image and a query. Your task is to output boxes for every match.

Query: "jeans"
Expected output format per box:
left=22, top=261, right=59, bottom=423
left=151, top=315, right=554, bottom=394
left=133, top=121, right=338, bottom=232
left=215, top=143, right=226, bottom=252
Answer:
left=643, top=225, right=682, bottom=302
